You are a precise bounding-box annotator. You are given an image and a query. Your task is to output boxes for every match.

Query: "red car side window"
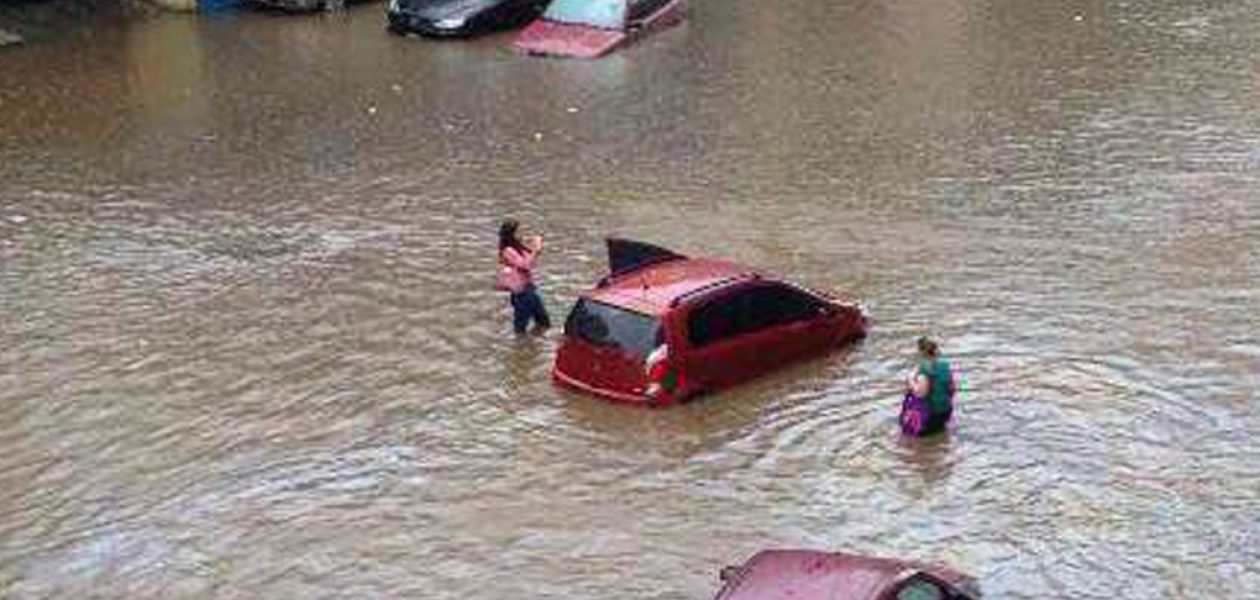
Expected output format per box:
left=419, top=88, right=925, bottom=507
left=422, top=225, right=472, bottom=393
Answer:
left=687, top=290, right=743, bottom=347
left=687, top=284, right=825, bottom=347
left=754, top=284, right=826, bottom=326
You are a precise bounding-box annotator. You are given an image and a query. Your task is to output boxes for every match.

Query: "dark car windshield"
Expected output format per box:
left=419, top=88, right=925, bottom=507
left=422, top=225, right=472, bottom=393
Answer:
left=565, top=298, right=662, bottom=358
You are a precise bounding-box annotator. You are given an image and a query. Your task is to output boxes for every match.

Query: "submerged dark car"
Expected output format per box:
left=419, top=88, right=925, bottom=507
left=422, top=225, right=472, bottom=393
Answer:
left=387, top=0, right=547, bottom=37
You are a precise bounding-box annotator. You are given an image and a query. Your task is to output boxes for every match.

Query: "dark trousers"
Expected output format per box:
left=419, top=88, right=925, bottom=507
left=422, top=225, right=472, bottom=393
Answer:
left=510, top=284, right=550, bottom=334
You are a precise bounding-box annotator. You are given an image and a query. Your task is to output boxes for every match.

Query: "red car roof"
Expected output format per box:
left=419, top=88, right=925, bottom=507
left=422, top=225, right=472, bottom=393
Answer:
left=513, top=19, right=628, bottom=58
left=585, top=257, right=759, bottom=316
left=717, top=550, right=906, bottom=600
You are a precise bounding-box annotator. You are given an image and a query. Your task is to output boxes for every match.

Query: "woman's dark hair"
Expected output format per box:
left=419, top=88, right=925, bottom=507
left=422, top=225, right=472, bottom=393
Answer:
left=499, top=219, right=524, bottom=252
left=918, top=336, right=939, bottom=359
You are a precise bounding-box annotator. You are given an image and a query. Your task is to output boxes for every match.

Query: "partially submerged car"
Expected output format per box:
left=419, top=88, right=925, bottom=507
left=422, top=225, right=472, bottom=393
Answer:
left=553, top=240, right=869, bottom=406
left=387, top=0, right=548, bottom=38
left=712, top=549, right=980, bottom=600
left=513, top=0, right=685, bottom=58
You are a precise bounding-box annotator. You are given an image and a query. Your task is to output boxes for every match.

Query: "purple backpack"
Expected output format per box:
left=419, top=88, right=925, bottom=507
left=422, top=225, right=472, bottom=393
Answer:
left=899, top=392, right=931, bottom=436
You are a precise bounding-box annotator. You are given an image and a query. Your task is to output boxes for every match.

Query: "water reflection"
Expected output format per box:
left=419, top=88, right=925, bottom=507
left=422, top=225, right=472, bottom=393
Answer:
left=894, top=429, right=956, bottom=488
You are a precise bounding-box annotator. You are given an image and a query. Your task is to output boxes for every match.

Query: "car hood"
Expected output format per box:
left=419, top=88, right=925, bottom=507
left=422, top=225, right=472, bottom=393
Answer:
left=394, top=0, right=504, bottom=20
left=513, top=19, right=626, bottom=58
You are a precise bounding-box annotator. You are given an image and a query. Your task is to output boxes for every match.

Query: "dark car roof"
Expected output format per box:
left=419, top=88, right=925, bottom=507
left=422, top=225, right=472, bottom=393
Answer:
left=585, top=257, right=760, bottom=316
left=715, top=549, right=963, bottom=600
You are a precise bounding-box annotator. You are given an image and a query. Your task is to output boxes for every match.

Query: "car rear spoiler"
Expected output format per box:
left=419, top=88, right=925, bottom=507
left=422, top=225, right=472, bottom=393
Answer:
left=600, top=238, right=685, bottom=286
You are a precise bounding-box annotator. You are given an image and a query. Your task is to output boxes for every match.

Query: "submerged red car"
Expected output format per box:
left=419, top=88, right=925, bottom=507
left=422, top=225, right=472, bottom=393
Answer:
left=513, top=0, right=685, bottom=58
left=553, top=240, right=870, bottom=406
left=712, top=549, right=980, bottom=600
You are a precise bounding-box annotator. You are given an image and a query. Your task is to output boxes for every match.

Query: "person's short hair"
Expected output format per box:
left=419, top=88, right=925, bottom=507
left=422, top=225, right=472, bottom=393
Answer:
left=917, top=336, right=939, bottom=358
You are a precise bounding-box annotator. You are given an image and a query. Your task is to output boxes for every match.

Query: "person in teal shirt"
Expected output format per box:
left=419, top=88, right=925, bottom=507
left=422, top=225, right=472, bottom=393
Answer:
left=901, top=337, right=957, bottom=435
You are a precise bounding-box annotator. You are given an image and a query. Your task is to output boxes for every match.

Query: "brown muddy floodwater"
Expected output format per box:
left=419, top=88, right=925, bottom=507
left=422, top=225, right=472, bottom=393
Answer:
left=1, top=1, right=1259, bottom=598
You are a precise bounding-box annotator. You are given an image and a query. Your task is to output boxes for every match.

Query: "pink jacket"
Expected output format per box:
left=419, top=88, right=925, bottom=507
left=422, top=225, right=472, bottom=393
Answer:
left=497, top=246, right=537, bottom=293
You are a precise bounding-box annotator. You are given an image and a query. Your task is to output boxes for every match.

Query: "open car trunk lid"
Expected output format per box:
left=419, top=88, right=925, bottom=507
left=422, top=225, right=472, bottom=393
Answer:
left=606, top=237, right=686, bottom=278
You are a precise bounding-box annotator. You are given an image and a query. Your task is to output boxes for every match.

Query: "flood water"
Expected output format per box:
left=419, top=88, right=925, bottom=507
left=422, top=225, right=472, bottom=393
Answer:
left=2, top=0, right=1259, bottom=597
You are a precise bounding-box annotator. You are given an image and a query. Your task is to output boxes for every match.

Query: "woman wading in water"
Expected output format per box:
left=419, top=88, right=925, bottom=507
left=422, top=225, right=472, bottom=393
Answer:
left=900, top=337, right=957, bottom=436
left=497, top=219, right=551, bottom=335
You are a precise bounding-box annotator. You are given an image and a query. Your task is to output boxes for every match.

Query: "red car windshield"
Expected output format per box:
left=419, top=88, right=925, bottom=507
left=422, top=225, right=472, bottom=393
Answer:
left=565, top=298, right=662, bottom=358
